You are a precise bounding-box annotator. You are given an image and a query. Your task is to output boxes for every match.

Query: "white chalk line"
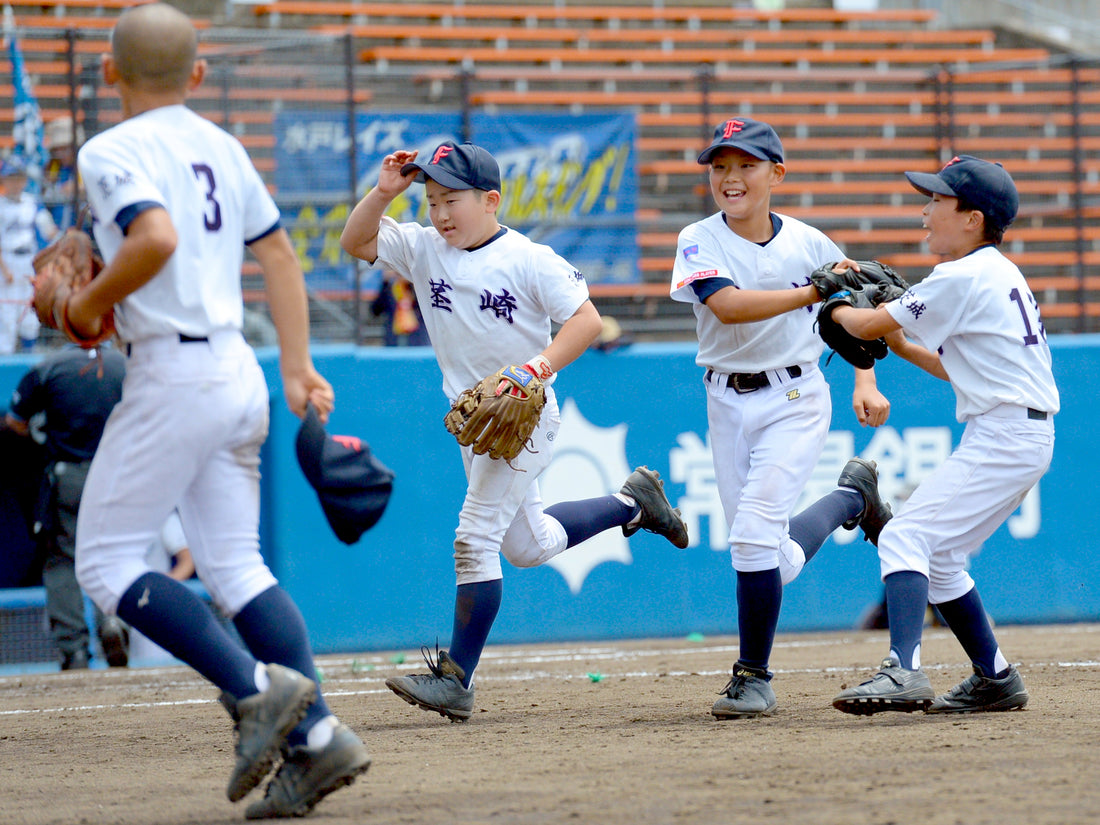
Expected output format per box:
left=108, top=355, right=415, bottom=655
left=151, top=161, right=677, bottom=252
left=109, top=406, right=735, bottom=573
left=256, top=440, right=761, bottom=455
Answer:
left=1, top=627, right=1097, bottom=718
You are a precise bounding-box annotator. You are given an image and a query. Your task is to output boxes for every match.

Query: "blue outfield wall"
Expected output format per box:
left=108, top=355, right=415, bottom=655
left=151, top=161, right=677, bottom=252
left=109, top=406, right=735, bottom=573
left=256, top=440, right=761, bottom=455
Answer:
left=3, top=336, right=1097, bottom=653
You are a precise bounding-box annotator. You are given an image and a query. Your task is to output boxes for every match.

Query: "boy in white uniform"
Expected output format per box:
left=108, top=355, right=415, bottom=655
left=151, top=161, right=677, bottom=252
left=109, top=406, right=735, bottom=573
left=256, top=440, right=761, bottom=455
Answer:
left=829, top=155, right=1058, bottom=715
left=341, top=141, right=689, bottom=722
left=66, top=4, right=369, bottom=817
left=671, top=118, right=894, bottom=719
left=0, top=155, right=58, bottom=353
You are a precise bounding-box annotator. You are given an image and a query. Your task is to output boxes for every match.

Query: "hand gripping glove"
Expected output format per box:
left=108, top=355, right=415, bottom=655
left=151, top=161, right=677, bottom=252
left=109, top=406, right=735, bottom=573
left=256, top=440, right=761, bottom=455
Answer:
left=443, top=364, right=547, bottom=463
left=31, top=227, right=115, bottom=348
left=816, top=287, right=888, bottom=370
left=810, top=259, right=909, bottom=301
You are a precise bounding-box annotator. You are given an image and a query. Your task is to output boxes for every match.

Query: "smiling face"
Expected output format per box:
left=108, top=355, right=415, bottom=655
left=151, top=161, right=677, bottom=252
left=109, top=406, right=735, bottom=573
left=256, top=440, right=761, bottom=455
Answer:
left=706, top=147, right=785, bottom=240
left=920, top=193, right=985, bottom=259
left=424, top=179, right=501, bottom=249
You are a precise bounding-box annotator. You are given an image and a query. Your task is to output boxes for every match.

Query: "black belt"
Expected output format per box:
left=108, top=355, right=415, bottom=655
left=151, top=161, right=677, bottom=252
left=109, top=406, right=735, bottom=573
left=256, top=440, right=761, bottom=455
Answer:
left=705, top=365, right=802, bottom=394
left=125, top=333, right=209, bottom=356
left=1027, top=408, right=1048, bottom=421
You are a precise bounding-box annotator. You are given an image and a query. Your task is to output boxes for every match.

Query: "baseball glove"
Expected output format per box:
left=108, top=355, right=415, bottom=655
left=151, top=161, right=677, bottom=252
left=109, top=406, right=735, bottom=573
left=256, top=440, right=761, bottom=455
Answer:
left=816, top=288, right=888, bottom=370
left=32, top=227, right=115, bottom=348
left=444, top=365, right=546, bottom=462
left=810, top=259, right=909, bottom=301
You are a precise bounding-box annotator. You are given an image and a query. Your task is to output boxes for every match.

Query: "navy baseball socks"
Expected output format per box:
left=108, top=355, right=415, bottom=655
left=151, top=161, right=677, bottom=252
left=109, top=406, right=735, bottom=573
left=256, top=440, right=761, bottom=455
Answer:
left=833, top=571, right=935, bottom=714
left=927, top=588, right=1028, bottom=713
left=543, top=466, right=689, bottom=549
left=382, top=580, right=497, bottom=722
left=233, top=587, right=371, bottom=813
left=713, top=569, right=782, bottom=720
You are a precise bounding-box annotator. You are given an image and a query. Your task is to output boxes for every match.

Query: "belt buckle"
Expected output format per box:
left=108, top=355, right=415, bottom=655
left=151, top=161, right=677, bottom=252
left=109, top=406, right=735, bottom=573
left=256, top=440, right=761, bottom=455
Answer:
left=730, top=372, right=763, bottom=394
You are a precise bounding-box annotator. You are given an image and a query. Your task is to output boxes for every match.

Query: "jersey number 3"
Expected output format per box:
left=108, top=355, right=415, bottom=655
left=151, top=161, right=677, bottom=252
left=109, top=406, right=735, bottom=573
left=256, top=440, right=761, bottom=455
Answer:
left=191, top=164, right=223, bottom=232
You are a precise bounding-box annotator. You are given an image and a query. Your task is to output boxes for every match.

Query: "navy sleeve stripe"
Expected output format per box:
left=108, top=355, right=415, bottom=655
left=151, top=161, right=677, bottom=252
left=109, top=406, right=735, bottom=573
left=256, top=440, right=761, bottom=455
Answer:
left=116, top=201, right=164, bottom=235
left=245, top=220, right=281, bottom=246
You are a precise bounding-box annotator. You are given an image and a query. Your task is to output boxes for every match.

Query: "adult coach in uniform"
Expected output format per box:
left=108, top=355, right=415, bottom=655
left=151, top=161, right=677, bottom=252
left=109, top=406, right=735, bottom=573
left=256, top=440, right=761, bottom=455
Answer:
left=63, top=4, right=369, bottom=817
left=671, top=118, right=894, bottom=719
left=5, top=344, right=126, bottom=670
left=829, top=156, right=1058, bottom=715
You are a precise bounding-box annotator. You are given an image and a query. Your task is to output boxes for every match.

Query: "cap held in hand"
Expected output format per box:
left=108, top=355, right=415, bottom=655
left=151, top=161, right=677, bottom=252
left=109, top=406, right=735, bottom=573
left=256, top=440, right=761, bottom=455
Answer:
left=296, top=404, right=394, bottom=545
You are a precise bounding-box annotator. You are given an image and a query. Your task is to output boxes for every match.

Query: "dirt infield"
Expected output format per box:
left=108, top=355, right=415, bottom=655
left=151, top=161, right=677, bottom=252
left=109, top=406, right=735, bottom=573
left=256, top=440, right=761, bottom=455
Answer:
left=2, top=623, right=1098, bottom=825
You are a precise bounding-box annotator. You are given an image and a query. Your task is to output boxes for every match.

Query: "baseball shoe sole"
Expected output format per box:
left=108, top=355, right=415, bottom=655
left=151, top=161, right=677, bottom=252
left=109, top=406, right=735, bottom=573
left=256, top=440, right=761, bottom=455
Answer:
left=620, top=466, right=690, bottom=549
left=245, top=722, right=371, bottom=819
left=926, top=665, right=1028, bottom=714
left=833, top=656, right=934, bottom=715
left=227, top=664, right=317, bottom=802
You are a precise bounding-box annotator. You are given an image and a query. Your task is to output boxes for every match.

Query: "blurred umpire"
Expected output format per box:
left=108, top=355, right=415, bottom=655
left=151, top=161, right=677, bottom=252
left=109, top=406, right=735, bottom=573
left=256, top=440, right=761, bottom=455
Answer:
left=4, top=344, right=127, bottom=669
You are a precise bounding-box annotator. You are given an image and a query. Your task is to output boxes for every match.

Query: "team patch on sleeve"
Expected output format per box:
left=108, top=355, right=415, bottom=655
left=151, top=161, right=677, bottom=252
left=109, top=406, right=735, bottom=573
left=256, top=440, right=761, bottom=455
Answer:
left=682, top=244, right=699, bottom=260
left=674, top=269, right=719, bottom=291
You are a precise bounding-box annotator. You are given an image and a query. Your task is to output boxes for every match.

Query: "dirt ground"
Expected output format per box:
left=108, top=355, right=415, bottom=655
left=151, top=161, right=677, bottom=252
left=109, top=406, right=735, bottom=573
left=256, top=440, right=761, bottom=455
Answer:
left=2, top=622, right=1098, bottom=825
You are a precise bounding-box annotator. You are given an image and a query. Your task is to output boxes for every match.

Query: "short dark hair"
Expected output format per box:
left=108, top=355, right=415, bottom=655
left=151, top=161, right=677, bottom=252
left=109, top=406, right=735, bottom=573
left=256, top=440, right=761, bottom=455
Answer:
left=956, top=195, right=1006, bottom=245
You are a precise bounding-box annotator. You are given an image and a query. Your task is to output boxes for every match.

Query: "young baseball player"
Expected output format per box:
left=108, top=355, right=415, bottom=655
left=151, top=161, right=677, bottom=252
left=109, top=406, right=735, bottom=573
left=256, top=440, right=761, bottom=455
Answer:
left=0, top=155, right=58, bottom=353
left=828, top=155, right=1058, bottom=715
left=63, top=4, right=370, bottom=817
left=340, top=141, right=689, bottom=722
left=672, top=117, right=894, bottom=719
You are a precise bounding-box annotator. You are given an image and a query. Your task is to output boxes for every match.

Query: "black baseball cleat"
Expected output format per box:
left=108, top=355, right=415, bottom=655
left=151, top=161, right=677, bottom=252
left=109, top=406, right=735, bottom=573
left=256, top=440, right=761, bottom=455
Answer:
left=837, top=457, right=892, bottom=545
left=620, top=466, right=689, bottom=549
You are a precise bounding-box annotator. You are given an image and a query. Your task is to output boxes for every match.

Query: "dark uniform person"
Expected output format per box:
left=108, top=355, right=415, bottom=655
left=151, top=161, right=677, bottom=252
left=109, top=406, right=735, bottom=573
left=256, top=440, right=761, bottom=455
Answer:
left=5, top=344, right=126, bottom=669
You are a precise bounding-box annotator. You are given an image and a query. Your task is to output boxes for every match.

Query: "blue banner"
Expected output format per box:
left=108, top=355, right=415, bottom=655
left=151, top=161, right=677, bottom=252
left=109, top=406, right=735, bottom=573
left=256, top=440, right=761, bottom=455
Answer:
left=4, top=16, right=47, bottom=192
left=274, top=110, right=638, bottom=289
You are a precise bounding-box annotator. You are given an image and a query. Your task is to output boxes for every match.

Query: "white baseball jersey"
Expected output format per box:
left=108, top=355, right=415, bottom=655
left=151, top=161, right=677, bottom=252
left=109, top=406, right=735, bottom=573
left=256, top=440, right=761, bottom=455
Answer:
left=374, top=216, right=590, bottom=400
left=78, top=105, right=280, bottom=341
left=886, top=246, right=1060, bottom=421
left=75, top=105, right=281, bottom=617
left=670, top=212, right=843, bottom=372
left=0, top=192, right=56, bottom=270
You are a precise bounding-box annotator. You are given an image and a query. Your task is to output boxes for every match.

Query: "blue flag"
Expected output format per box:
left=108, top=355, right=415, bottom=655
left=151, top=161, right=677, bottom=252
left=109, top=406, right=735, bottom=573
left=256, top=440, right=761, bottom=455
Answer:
left=4, top=5, right=47, bottom=192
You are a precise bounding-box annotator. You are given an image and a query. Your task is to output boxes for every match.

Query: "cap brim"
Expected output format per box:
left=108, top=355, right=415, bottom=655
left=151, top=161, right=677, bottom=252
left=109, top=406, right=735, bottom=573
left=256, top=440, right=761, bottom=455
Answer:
left=697, top=142, right=776, bottom=165
left=399, top=160, right=475, bottom=190
left=905, top=170, right=957, bottom=198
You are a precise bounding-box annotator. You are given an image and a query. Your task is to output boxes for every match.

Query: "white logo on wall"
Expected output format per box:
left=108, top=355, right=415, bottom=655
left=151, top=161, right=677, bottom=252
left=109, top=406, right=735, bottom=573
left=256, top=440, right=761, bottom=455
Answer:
left=542, top=400, right=633, bottom=594
left=544, top=414, right=1042, bottom=591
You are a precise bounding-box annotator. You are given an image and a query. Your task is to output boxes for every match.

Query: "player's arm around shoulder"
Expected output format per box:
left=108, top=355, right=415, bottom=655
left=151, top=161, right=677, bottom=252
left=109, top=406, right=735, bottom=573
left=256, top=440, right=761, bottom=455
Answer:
left=249, top=227, right=334, bottom=420
left=340, top=150, right=419, bottom=264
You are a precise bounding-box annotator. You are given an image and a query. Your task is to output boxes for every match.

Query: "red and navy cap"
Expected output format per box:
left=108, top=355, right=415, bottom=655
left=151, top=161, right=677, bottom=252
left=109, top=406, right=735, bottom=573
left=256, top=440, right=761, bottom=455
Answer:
left=905, top=155, right=1019, bottom=232
left=295, top=404, right=394, bottom=545
left=697, top=118, right=785, bottom=165
left=401, top=141, right=502, bottom=192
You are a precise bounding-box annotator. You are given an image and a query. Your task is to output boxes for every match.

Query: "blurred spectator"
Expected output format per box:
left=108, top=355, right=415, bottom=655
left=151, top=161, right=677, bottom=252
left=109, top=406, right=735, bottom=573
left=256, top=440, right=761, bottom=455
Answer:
left=589, top=315, right=632, bottom=353
left=1, top=154, right=59, bottom=353
left=42, top=116, right=84, bottom=231
left=4, top=343, right=126, bottom=670
left=370, top=269, right=430, bottom=347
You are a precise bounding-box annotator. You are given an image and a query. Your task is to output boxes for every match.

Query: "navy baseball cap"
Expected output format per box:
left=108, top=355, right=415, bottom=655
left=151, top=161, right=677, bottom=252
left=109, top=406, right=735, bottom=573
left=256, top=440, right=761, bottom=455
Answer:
left=905, top=155, right=1019, bottom=231
left=697, top=118, right=785, bottom=165
left=401, top=142, right=502, bottom=192
left=296, top=404, right=394, bottom=545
